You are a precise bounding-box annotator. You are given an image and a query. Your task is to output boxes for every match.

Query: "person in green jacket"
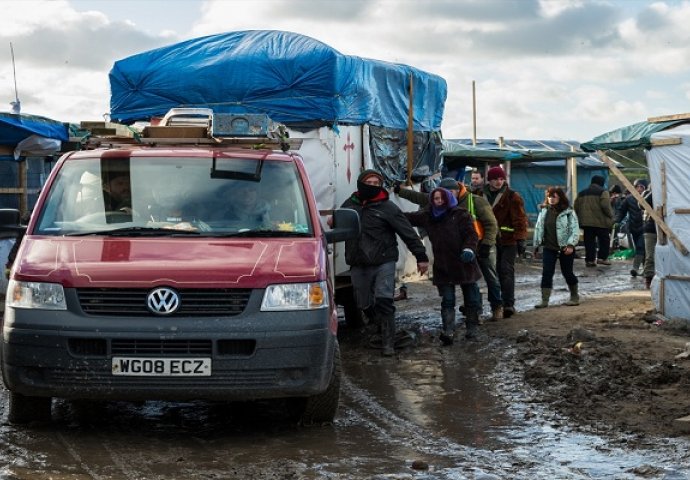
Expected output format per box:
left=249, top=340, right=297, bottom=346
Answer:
left=395, top=177, right=503, bottom=320
left=533, top=186, right=581, bottom=308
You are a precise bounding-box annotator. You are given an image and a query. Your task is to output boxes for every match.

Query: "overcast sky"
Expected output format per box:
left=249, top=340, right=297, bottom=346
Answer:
left=2, top=0, right=689, bottom=142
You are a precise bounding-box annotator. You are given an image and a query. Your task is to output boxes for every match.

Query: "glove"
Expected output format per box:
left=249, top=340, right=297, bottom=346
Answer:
left=478, top=243, right=491, bottom=259
left=517, top=240, right=526, bottom=256
left=460, top=248, right=475, bottom=263
left=393, top=182, right=402, bottom=194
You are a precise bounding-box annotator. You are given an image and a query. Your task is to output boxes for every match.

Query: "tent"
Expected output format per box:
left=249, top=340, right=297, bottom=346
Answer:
left=442, top=139, right=608, bottom=224
left=582, top=115, right=690, bottom=323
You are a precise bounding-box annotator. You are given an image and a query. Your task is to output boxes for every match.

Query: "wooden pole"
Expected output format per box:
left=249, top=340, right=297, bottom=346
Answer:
left=406, top=73, right=414, bottom=186
left=598, top=151, right=688, bottom=255
left=472, top=80, right=477, bottom=146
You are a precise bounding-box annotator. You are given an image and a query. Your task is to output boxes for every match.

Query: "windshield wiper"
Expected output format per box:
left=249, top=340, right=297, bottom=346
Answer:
left=65, top=227, right=201, bottom=237
left=215, top=230, right=311, bottom=238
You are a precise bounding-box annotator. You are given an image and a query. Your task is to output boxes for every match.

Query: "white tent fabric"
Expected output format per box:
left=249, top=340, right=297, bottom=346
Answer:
left=647, top=124, right=690, bottom=321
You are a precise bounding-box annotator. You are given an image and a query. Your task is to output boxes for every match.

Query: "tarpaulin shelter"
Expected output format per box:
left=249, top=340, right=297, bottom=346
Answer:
left=582, top=114, right=690, bottom=323
left=0, top=112, right=68, bottom=213
left=108, top=30, right=447, bottom=184
left=441, top=139, right=608, bottom=224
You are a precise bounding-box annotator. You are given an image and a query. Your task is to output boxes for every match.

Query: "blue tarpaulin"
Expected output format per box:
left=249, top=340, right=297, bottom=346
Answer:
left=109, top=30, right=447, bottom=131
left=0, top=112, right=68, bottom=146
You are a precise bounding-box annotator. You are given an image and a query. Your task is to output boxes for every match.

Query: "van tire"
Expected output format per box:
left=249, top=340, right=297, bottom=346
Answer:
left=7, top=392, right=52, bottom=424
left=299, top=342, right=341, bottom=425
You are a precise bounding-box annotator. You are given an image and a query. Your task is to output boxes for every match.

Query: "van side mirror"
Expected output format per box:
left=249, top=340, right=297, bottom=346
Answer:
left=325, top=208, right=360, bottom=243
left=0, top=209, right=25, bottom=235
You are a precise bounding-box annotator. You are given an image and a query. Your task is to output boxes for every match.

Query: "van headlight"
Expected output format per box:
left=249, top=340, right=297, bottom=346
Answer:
left=261, top=281, right=329, bottom=311
left=6, top=280, right=67, bottom=310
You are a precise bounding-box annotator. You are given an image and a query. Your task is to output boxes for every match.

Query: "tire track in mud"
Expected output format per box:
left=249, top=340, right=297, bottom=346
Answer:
left=55, top=432, right=114, bottom=480
left=340, top=376, right=519, bottom=476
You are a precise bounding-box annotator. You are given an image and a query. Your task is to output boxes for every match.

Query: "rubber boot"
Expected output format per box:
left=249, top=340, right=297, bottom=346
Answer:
left=440, top=307, right=455, bottom=346
left=564, top=284, right=580, bottom=306
left=631, top=255, right=643, bottom=277
left=380, top=312, right=396, bottom=356
left=465, top=310, right=479, bottom=340
left=535, top=288, right=551, bottom=309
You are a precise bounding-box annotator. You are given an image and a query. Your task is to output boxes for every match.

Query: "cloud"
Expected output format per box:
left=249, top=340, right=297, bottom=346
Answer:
left=2, top=1, right=176, bottom=70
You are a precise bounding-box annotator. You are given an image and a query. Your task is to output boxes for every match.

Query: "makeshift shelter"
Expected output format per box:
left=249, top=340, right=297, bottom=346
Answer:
left=109, top=30, right=447, bottom=185
left=582, top=114, right=690, bottom=323
left=442, top=139, right=607, bottom=224
left=0, top=112, right=68, bottom=213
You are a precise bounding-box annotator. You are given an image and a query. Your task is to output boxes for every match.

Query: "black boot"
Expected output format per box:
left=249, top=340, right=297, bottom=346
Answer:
left=376, top=297, right=396, bottom=356
left=380, top=312, right=395, bottom=356
left=465, top=309, right=480, bottom=340
left=440, top=307, right=455, bottom=346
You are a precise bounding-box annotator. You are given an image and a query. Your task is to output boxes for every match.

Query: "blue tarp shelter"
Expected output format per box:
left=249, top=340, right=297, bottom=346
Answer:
left=109, top=30, right=446, bottom=132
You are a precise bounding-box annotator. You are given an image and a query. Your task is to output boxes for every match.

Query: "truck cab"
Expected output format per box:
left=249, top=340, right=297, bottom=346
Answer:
left=0, top=117, right=359, bottom=424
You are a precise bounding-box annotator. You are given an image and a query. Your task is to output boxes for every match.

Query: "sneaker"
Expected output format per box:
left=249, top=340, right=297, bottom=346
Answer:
left=597, top=259, right=611, bottom=265
left=393, top=286, right=408, bottom=301
left=503, top=306, right=515, bottom=318
left=585, top=261, right=597, bottom=267
left=630, top=269, right=638, bottom=277
left=439, top=333, right=454, bottom=346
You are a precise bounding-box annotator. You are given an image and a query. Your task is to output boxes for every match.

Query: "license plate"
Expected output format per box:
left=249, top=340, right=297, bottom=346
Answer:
left=112, top=357, right=211, bottom=376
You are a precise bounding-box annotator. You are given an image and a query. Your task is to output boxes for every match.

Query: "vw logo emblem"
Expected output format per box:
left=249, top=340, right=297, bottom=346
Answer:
left=147, top=287, right=180, bottom=315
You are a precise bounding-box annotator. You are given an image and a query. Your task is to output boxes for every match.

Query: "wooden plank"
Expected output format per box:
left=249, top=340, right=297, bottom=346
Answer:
left=648, top=112, right=690, bottom=123
left=650, top=137, right=682, bottom=146
left=599, top=152, right=689, bottom=255
left=665, top=275, right=690, bottom=282
left=674, top=209, right=690, bottom=214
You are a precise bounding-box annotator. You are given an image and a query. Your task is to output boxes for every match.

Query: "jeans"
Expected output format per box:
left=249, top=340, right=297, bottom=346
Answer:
left=477, top=246, right=503, bottom=309
left=540, top=247, right=578, bottom=289
left=497, top=244, right=517, bottom=308
left=583, top=226, right=611, bottom=262
left=438, top=282, right=482, bottom=312
left=631, top=230, right=645, bottom=258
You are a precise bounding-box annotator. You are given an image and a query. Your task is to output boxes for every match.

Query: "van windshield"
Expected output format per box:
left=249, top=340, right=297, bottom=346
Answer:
left=34, top=156, right=314, bottom=237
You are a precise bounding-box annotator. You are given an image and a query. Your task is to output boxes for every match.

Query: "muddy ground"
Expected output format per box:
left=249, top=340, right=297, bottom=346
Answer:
left=378, top=268, right=690, bottom=441
left=1, top=256, right=689, bottom=479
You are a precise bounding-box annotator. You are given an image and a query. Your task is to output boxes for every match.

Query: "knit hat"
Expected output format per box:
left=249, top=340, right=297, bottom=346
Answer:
left=357, top=169, right=384, bottom=184
left=610, top=185, right=622, bottom=195
left=633, top=178, right=648, bottom=189
left=591, top=175, right=605, bottom=187
left=439, top=178, right=460, bottom=191
left=487, top=166, right=506, bottom=181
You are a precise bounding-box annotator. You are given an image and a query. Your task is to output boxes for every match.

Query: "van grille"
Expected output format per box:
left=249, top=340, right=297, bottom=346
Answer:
left=111, top=339, right=213, bottom=355
left=77, top=288, right=252, bottom=317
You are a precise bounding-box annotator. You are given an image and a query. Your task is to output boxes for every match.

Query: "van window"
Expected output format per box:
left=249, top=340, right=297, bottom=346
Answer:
left=34, top=156, right=314, bottom=236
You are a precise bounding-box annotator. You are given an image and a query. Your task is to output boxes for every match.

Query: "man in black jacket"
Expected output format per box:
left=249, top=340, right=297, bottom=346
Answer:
left=341, top=169, right=429, bottom=356
left=616, top=179, right=646, bottom=276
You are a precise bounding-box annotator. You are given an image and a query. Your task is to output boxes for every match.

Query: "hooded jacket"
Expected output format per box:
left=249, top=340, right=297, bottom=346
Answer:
left=574, top=183, right=614, bottom=229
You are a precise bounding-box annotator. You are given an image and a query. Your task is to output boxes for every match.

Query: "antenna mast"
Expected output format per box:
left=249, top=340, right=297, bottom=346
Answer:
left=10, top=42, right=21, bottom=114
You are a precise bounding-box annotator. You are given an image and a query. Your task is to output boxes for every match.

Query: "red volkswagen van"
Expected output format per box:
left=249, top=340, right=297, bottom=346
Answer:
left=0, top=128, right=358, bottom=425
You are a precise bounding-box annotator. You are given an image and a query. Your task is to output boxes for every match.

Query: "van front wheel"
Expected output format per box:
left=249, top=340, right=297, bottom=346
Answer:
left=298, top=343, right=341, bottom=425
left=7, top=392, right=52, bottom=424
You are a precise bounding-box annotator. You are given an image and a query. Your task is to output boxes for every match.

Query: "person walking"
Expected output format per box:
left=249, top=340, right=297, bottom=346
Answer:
left=616, top=179, right=646, bottom=277
left=405, top=187, right=483, bottom=343
left=396, top=177, right=503, bottom=320
left=339, top=169, right=429, bottom=356
left=479, top=166, right=528, bottom=318
left=574, top=175, right=614, bottom=267
left=533, top=187, right=580, bottom=308
left=642, top=188, right=656, bottom=289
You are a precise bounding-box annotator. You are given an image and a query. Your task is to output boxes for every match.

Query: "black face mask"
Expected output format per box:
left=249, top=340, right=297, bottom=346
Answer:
left=357, top=181, right=383, bottom=201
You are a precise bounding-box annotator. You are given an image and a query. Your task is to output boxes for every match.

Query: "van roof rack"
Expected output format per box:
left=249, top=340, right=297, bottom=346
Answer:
left=73, top=111, right=301, bottom=152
